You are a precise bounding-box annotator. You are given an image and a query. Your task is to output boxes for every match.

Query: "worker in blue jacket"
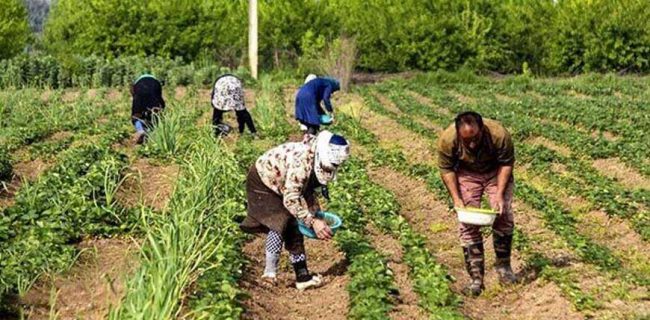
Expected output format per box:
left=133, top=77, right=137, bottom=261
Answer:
left=295, top=76, right=340, bottom=138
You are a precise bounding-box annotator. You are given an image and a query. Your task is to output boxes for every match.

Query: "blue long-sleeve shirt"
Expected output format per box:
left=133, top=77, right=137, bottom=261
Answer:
left=295, top=78, right=340, bottom=126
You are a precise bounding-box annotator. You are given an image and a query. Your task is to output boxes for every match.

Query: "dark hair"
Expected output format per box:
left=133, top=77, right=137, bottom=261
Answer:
left=454, top=111, right=483, bottom=131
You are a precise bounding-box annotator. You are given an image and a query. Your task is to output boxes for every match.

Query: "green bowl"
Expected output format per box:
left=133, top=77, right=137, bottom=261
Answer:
left=298, top=211, right=342, bottom=239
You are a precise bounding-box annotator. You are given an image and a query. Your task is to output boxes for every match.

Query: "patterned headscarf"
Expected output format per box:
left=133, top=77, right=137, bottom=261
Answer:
left=313, top=130, right=350, bottom=185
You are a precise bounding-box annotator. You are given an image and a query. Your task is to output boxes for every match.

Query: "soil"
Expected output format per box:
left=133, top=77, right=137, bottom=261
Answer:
left=494, top=93, right=515, bottom=103
left=592, top=158, right=650, bottom=190
left=244, top=89, right=256, bottom=109
left=525, top=136, right=572, bottom=157
left=86, top=89, right=98, bottom=100
left=337, top=94, right=437, bottom=166
left=366, top=226, right=427, bottom=320
left=12, top=159, right=50, bottom=181
left=406, top=90, right=452, bottom=117
left=0, top=174, right=21, bottom=210
left=351, top=72, right=419, bottom=85
left=591, top=130, right=619, bottom=142
left=240, top=236, right=349, bottom=320
left=62, top=90, right=81, bottom=103
left=372, top=92, right=402, bottom=115
left=115, top=159, right=179, bottom=211
left=566, top=90, right=591, bottom=100
left=20, top=237, right=138, bottom=320
left=106, top=89, right=122, bottom=102
left=175, top=86, right=187, bottom=100
left=449, top=90, right=477, bottom=105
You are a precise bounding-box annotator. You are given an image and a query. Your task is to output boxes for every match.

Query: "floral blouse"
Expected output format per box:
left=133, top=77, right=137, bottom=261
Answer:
left=255, top=139, right=318, bottom=221
left=211, top=75, right=246, bottom=111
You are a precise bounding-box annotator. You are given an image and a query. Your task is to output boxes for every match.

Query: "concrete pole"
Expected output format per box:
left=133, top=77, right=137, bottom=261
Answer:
left=248, top=0, right=258, bottom=79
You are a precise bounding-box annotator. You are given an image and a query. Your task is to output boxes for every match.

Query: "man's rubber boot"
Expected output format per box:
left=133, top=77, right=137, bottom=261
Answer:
left=462, top=242, right=485, bottom=297
left=494, top=233, right=518, bottom=285
left=293, top=260, right=322, bottom=291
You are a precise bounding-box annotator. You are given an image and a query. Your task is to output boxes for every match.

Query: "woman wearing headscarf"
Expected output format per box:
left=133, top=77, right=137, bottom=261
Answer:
left=239, top=131, right=350, bottom=290
left=131, top=74, right=165, bottom=144
left=211, top=74, right=258, bottom=137
left=294, top=76, right=340, bottom=138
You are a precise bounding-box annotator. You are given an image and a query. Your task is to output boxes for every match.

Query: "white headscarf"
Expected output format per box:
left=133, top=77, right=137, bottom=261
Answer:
left=313, top=130, right=350, bottom=185
left=304, top=74, right=318, bottom=84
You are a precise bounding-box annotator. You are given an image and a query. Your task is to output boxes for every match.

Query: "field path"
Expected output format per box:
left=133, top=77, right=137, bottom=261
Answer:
left=240, top=236, right=349, bottom=320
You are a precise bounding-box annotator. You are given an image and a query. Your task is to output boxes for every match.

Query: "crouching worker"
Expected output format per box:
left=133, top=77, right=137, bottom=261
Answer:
left=295, top=76, right=340, bottom=140
left=240, top=130, right=350, bottom=290
left=131, top=74, right=165, bottom=144
left=211, top=74, right=257, bottom=137
left=438, top=111, right=518, bottom=297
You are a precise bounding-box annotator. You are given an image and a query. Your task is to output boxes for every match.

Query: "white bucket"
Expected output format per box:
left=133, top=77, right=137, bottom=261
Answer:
left=456, top=207, right=498, bottom=226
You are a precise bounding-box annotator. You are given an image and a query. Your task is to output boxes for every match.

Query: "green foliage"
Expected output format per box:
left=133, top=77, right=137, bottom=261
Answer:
left=0, top=0, right=30, bottom=59
left=44, top=0, right=246, bottom=63
left=0, top=54, right=238, bottom=88
left=548, top=0, right=650, bottom=74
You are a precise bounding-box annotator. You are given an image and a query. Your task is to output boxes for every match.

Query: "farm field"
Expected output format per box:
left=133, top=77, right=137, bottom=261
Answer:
left=0, top=73, right=649, bottom=320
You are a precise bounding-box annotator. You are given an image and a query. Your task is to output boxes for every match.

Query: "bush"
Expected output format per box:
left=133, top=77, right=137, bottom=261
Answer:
left=0, top=0, right=30, bottom=59
left=547, top=0, right=650, bottom=74
left=44, top=0, right=247, bottom=64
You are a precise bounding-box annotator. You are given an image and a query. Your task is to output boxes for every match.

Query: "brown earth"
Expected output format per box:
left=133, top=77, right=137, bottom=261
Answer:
left=372, top=92, right=402, bottom=115
left=244, top=89, right=256, bottom=109
left=449, top=90, right=477, bottom=105
left=21, top=238, right=138, bottom=320
left=366, top=225, right=427, bottom=319
left=240, top=236, right=349, bottom=320
left=0, top=174, right=21, bottom=210
left=337, top=94, right=436, bottom=166
left=406, top=90, right=452, bottom=117
left=592, top=158, right=650, bottom=190
left=566, top=90, right=592, bottom=100
left=106, top=89, right=122, bottom=102
left=115, top=159, right=179, bottom=211
left=526, top=136, right=572, bottom=157
left=12, top=159, right=50, bottom=181
left=174, top=86, right=187, bottom=100
left=62, top=90, right=81, bottom=103
left=494, top=93, right=515, bottom=103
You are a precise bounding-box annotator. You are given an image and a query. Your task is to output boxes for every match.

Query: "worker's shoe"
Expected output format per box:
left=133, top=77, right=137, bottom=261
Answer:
left=462, top=242, right=485, bottom=297
left=296, top=274, right=323, bottom=291
left=494, top=233, right=518, bottom=285
left=263, top=251, right=280, bottom=281
left=293, top=260, right=323, bottom=290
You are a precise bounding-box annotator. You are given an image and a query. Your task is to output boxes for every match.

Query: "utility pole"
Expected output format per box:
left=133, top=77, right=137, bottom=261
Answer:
left=248, top=0, right=258, bottom=79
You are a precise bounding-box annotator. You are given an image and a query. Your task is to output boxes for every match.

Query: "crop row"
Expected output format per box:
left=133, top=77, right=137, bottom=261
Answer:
left=399, top=77, right=650, bottom=177
left=0, top=137, right=131, bottom=314
left=380, top=82, right=650, bottom=240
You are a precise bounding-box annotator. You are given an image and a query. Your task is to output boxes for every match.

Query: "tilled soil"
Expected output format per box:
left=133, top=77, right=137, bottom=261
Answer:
left=240, top=236, right=349, bottom=320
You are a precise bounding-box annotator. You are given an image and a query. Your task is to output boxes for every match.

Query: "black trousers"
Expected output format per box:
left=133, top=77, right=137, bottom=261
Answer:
left=300, top=122, right=320, bottom=135
left=212, top=109, right=257, bottom=134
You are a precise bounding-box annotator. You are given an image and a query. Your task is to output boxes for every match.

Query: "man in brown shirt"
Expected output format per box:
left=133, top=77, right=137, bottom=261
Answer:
left=438, top=111, right=517, bottom=297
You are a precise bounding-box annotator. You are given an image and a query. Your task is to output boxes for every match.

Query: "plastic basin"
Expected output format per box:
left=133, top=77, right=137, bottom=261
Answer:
left=298, top=211, right=342, bottom=239
left=456, top=207, right=498, bottom=226
left=320, top=114, right=333, bottom=125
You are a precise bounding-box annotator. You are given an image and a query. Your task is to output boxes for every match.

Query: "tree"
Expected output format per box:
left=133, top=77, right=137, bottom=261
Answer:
left=0, top=0, right=30, bottom=59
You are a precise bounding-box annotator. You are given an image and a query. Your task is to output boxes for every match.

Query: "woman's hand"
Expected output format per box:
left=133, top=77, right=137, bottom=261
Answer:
left=312, top=218, right=333, bottom=240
